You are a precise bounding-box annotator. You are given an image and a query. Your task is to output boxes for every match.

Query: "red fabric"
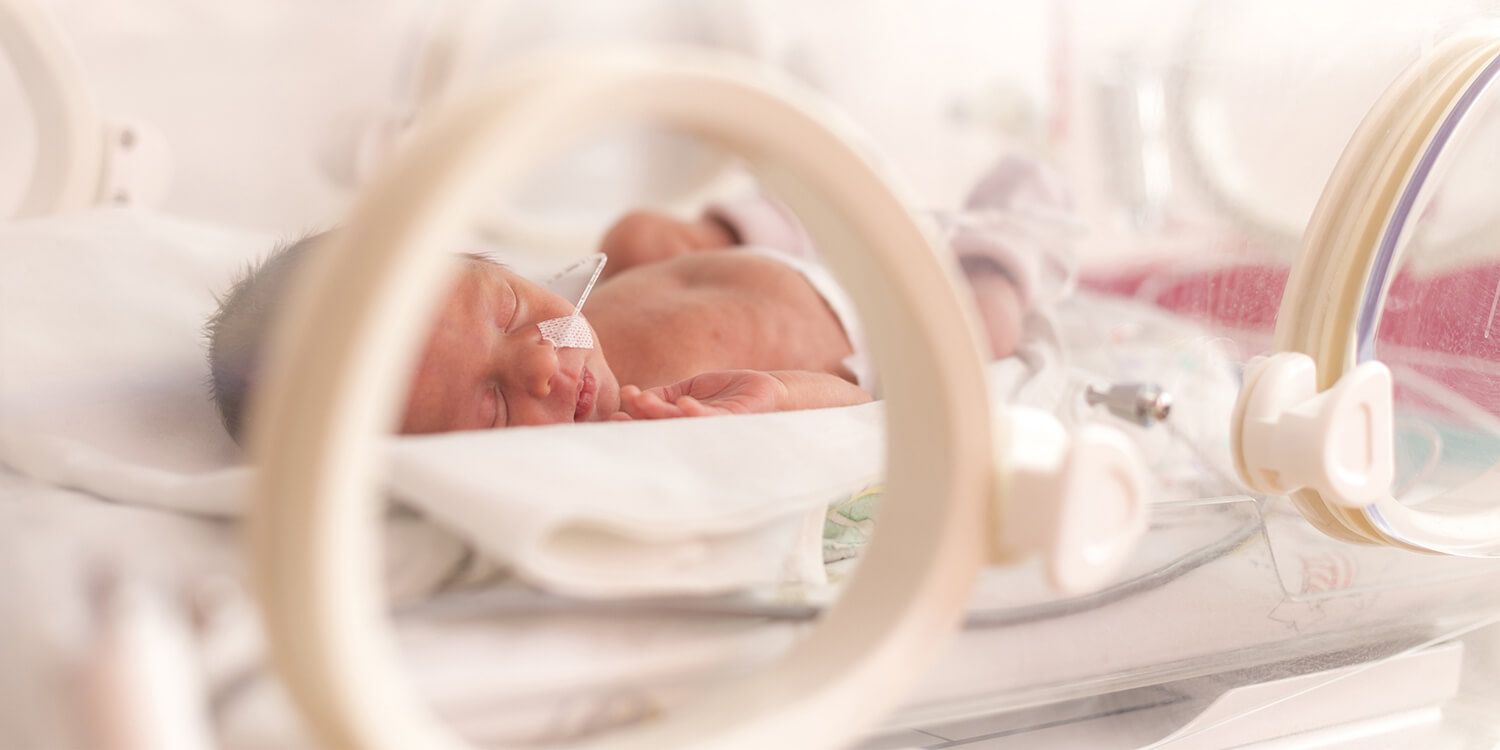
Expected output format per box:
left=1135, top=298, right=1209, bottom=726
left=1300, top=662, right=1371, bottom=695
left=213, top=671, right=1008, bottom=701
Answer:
left=1083, top=261, right=1500, bottom=414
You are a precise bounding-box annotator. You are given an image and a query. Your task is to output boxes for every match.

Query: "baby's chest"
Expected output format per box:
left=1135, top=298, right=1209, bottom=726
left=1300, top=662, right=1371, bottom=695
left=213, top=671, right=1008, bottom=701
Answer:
left=600, top=254, right=853, bottom=376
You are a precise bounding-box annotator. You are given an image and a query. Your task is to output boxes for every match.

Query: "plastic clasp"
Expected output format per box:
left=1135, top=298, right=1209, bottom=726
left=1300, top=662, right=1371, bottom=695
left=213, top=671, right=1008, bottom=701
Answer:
left=1233, top=352, right=1394, bottom=508
left=991, top=407, right=1149, bottom=595
left=99, top=117, right=171, bottom=209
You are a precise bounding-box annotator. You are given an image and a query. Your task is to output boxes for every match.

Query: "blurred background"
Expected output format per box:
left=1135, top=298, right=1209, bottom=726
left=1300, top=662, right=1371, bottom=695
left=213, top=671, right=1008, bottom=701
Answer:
left=8, top=1, right=1500, bottom=748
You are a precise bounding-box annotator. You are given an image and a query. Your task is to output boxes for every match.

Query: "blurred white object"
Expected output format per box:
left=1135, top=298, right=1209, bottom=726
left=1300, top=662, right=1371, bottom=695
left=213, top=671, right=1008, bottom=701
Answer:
left=0, top=0, right=170, bottom=217
left=992, top=405, right=1149, bottom=595
left=81, top=578, right=213, bottom=750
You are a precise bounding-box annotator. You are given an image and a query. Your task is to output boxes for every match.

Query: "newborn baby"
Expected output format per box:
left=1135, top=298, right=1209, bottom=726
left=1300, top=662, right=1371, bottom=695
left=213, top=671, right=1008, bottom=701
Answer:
left=206, top=157, right=1066, bottom=438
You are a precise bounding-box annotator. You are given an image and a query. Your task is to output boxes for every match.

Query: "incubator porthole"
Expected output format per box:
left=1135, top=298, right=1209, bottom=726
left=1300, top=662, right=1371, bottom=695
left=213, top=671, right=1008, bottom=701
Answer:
left=246, top=57, right=995, bottom=750
left=1356, top=51, right=1500, bottom=524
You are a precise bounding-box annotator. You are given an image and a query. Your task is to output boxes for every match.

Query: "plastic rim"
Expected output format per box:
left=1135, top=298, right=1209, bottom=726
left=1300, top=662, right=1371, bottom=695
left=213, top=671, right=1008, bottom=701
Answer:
left=1311, top=37, right=1496, bottom=548
left=248, top=53, right=994, bottom=750
left=0, top=0, right=104, bottom=217
left=1275, top=31, right=1500, bottom=553
left=1270, top=33, right=1481, bottom=545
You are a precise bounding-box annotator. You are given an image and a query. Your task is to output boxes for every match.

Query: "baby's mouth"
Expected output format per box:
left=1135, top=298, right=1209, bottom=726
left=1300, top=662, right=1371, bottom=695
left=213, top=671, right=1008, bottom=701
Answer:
left=573, top=366, right=597, bottom=422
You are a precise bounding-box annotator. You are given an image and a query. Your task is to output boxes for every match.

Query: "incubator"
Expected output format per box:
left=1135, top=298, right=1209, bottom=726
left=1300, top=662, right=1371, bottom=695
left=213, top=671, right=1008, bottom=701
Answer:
left=5, top=2, right=1500, bottom=749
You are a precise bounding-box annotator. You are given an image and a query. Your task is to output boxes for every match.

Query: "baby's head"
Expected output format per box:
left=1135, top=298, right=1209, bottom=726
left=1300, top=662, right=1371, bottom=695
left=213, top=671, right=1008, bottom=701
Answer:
left=205, top=233, right=622, bottom=443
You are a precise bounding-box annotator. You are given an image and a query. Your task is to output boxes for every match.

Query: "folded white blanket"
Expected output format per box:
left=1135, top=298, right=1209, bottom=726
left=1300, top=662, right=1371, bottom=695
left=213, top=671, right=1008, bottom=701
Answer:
left=0, top=402, right=897, bottom=598
left=388, top=404, right=885, bottom=597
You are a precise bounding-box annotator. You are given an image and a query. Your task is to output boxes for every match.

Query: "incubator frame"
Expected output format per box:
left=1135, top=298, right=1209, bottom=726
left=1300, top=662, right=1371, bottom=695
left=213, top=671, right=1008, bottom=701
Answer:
left=248, top=53, right=997, bottom=749
left=0, top=0, right=104, bottom=217
left=1256, top=32, right=1500, bottom=554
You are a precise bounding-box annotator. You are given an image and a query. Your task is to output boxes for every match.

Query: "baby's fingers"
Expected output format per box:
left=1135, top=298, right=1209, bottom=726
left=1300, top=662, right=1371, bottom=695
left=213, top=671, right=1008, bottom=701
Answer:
left=621, top=389, right=685, bottom=420
left=638, top=390, right=687, bottom=419
left=675, top=395, right=725, bottom=417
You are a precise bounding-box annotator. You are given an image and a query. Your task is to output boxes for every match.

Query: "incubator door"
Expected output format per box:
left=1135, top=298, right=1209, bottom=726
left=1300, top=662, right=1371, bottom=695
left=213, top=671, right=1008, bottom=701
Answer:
left=1236, top=31, right=1500, bottom=555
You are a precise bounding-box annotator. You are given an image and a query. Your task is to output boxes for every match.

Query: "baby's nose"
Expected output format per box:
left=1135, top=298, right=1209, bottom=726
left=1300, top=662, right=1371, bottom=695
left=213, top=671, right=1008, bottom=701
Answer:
left=520, top=336, right=559, bottom=399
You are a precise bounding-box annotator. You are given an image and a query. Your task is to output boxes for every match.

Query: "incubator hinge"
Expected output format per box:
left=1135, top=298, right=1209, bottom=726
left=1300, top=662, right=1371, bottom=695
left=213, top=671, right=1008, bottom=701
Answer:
left=991, top=407, right=1149, bottom=596
left=99, top=117, right=171, bottom=209
left=1232, top=352, right=1394, bottom=508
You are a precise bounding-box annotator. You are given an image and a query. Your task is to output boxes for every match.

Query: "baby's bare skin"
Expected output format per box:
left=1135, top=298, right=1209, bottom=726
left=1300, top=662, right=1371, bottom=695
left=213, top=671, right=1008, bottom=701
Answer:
left=399, top=210, right=1022, bottom=433
left=400, top=212, right=874, bottom=433
left=588, top=252, right=857, bottom=388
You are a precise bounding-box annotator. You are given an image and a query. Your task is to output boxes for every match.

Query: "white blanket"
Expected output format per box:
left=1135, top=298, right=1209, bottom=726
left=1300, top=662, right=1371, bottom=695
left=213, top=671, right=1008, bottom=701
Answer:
left=0, top=405, right=890, bottom=596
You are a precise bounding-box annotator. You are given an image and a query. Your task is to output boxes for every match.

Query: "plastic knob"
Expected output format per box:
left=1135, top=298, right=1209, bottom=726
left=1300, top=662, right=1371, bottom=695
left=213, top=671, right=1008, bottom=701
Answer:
left=1234, top=353, right=1394, bottom=508
left=992, top=407, right=1149, bottom=595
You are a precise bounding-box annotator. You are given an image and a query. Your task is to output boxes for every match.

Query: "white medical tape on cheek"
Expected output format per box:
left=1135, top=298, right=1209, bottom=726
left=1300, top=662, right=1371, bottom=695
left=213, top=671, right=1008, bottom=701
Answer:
left=538, top=254, right=607, bottom=350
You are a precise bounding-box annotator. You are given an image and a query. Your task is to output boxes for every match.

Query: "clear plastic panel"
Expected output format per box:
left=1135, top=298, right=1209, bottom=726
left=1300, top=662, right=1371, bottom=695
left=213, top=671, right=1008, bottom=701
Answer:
left=1062, top=1, right=1473, bottom=368
left=853, top=495, right=1500, bottom=747
left=1358, top=54, right=1500, bottom=526
left=391, top=495, right=1500, bottom=747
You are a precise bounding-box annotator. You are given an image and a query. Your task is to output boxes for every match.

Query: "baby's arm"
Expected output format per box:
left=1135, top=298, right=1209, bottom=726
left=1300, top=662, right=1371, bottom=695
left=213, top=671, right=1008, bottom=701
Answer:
left=598, top=210, right=738, bottom=276
left=612, top=369, right=869, bottom=420
left=597, top=192, right=819, bottom=276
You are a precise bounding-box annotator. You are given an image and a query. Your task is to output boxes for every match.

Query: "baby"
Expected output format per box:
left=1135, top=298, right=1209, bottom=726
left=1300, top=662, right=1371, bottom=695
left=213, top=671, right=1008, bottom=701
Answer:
left=206, top=157, right=1066, bottom=439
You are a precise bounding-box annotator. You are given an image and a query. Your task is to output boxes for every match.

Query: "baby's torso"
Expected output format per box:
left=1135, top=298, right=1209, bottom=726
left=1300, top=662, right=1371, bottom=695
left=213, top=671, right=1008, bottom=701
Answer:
left=589, top=251, right=856, bottom=388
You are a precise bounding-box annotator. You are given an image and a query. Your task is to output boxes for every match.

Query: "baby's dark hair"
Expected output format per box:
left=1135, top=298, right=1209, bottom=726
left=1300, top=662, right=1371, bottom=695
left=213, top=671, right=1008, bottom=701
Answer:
left=205, top=233, right=498, bottom=442
left=204, top=232, right=327, bottom=442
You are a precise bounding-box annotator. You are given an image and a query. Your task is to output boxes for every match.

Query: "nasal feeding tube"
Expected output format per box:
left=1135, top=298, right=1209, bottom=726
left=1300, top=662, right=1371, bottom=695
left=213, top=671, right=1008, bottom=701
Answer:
left=537, top=254, right=607, bottom=349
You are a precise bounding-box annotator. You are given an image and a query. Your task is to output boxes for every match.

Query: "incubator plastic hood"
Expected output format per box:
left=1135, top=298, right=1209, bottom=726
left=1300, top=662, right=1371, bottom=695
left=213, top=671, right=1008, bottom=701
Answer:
left=1056, top=11, right=1500, bottom=557
left=1227, top=32, right=1500, bottom=556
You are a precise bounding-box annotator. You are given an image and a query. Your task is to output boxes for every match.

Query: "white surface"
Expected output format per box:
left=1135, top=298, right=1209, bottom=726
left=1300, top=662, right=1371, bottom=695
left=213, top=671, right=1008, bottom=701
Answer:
left=0, top=210, right=261, bottom=475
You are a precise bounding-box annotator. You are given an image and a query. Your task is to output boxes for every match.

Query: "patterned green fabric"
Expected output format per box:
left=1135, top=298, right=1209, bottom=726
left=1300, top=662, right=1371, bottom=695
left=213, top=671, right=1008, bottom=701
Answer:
left=823, top=485, right=882, bottom=563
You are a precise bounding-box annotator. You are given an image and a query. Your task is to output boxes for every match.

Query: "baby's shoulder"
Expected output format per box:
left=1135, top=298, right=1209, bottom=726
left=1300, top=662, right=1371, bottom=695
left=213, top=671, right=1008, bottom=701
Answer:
left=663, top=248, right=804, bottom=291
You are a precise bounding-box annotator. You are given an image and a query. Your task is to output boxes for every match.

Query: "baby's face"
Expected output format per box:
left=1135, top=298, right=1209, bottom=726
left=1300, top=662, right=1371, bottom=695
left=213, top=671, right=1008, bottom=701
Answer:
left=400, top=259, right=621, bottom=433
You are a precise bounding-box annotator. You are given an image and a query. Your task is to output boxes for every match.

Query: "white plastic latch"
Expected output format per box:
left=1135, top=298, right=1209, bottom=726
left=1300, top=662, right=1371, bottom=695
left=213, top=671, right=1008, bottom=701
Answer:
left=99, top=117, right=171, bottom=209
left=1233, top=352, right=1394, bottom=508
left=992, top=407, right=1149, bottom=595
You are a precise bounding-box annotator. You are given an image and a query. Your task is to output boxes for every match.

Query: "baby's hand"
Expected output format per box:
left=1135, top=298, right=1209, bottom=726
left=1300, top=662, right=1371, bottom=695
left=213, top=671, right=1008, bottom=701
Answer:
left=610, top=370, right=788, bottom=421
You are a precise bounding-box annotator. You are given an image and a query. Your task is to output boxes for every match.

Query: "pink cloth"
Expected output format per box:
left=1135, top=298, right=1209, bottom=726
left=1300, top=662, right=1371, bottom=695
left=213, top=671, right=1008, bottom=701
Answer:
left=705, top=153, right=1076, bottom=314
left=703, top=194, right=818, bottom=260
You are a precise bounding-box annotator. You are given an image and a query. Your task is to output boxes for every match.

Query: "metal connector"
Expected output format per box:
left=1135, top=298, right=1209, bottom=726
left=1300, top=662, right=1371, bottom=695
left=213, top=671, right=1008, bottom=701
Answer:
left=1085, top=382, right=1173, bottom=426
